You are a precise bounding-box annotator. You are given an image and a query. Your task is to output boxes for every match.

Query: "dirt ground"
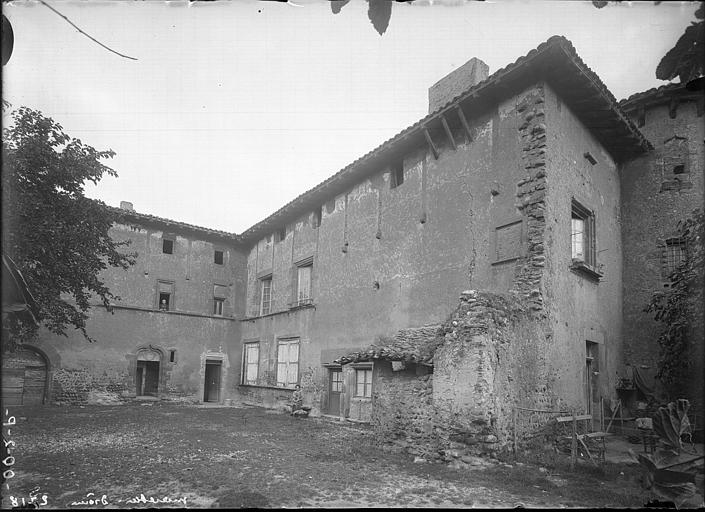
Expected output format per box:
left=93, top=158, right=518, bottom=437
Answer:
left=2, top=403, right=656, bottom=509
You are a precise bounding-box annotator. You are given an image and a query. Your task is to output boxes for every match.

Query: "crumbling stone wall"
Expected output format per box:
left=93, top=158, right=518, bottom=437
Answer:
left=370, top=290, right=558, bottom=461
left=370, top=362, right=436, bottom=458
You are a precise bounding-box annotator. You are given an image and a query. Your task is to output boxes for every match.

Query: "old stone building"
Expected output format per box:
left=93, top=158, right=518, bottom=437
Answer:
left=9, top=37, right=703, bottom=454
left=3, top=202, right=246, bottom=406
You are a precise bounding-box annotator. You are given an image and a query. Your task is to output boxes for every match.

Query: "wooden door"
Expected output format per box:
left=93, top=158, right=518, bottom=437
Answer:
left=204, top=361, right=221, bottom=402
left=1, top=348, right=47, bottom=406
left=328, top=369, right=343, bottom=415
left=1, top=368, right=25, bottom=406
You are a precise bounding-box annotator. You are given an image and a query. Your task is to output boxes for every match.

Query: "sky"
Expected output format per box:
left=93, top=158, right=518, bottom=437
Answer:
left=2, top=0, right=698, bottom=233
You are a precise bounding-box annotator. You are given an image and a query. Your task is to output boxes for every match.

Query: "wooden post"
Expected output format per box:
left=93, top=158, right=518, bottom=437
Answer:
left=600, top=397, right=604, bottom=432
left=512, top=407, right=517, bottom=460
left=571, top=409, right=577, bottom=470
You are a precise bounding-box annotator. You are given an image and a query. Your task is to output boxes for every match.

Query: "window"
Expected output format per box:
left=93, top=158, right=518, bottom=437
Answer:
left=276, top=339, right=299, bottom=387
left=390, top=161, right=404, bottom=189
left=243, top=343, right=259, bottom=385
left=297, top=264, right=312, bottom=305
left=331, top=370, right=343, bottom=392
left=162, top=238, right=174, bottom=254
left=213, top=298, right=225, bottom=316
left=214, top=250, right=224, bottom=265
left=157, top=280, right=175, bottom=311
left=259, top=277, right=272, bottom=315
left=276, top=227, right=286, bottom=242
left=663, top=238, right=686, bottom=282
left=313, top=207, right=322, bottom=229
left=571, top=200, right=596, bottom=267
left=355, top=368, right=372, bottom=398
left=169, top=349, right=177, bottom=363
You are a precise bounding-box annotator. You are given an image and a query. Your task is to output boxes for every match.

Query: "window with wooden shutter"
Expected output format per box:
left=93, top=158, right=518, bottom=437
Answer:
left=276, top=339, right=299, bottom=387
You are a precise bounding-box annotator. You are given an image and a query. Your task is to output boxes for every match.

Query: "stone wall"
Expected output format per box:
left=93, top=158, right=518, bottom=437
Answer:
left=620, top=94, right=704, bottom=410
left=369, top=290, right=558, bottom=462
left=370, top=362, right=436, bottom=458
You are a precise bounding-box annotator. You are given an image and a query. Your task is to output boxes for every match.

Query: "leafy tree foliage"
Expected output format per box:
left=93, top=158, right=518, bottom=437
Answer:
left=2, top=107, right=136, bottom=343
left=645, top=209, right=704, bottom=395
left=331, top=0, right=406, bottom=36
left=656, top=3, right=704, bottom=84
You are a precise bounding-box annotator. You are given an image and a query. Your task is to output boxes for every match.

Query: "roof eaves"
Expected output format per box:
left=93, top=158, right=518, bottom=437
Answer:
left=239, top=36, right=651, bottom=242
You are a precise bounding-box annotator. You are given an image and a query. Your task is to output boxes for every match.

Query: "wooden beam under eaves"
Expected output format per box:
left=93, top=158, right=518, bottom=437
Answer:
left=456, top=106, right=473, bottom=142
left=423, top=125, right=439, bottom=159
left=440, top=115, right=457, bottom=150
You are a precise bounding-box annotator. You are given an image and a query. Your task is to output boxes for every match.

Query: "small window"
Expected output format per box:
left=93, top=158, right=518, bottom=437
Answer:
left=276, top=339, right=299, bottom=387
left=169, top=349, right=177, bottom=363
left=157, top=280, right=175, bottom=311
left=355, top=368, right=372, bottom=398
left=276, top=227, right=286, bottom=242
left=243, top=343, right=259, bottom=385
left=213, top=298, right=225, bottom=316
left=259, top=277, right=272, bottom=316
left=296, top=264, right=312, bottom=306
left=214, top=250, right=224, bottom=265
left=162, top=239, right=174, bottom=254
left=313, top=207, right=322, bottom=229
left=390, top=162, right=404, bottom=189
left=571, top=200, right=596, bottom=267
left=663, top=238, right=686, bottom=283
left=673, top=164, right=686, bottom=175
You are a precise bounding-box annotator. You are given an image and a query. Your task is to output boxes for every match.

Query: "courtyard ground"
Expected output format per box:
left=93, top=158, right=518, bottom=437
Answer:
left=2, top=402, right=656, bottom=508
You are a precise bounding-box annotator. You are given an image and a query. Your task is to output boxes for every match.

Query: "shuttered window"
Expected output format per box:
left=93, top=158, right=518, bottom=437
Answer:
left=276, top=339, right=299, bottom=387
left=243, top=343, right=259, bottom=385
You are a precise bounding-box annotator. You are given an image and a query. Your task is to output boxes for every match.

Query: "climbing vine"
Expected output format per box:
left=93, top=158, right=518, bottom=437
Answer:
left=645, top=209, right=704, bottom=395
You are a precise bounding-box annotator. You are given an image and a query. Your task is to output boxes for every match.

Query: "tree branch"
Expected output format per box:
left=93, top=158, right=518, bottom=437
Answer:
left=39, top=0, right=137, bottom=61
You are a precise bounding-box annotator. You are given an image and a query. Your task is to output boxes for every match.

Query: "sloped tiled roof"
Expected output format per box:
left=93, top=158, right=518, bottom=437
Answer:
left=334, top=324, right=444, bottom=366
left=239, top=35, right=651, bottom=243
left=618, top=82, right=702, bottom=112
left=106, top=205, right=240, bottom=243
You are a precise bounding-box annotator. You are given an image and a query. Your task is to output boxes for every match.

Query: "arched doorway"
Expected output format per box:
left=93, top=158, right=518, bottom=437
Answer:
left=136, top=348, right=161, bottom=397
left=1, top=346, right=47, bottom=406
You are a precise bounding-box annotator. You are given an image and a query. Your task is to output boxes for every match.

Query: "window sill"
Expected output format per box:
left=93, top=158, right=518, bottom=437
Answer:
left=238, top=383, right=296, bottom=392
left=288, top=301, right=315, bottom=311
left=569, top=259, right=603, bottom=282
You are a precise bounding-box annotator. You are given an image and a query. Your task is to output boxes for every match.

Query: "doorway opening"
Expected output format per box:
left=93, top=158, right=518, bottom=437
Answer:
left=136, top=348, right=161, bottom=397
left=585, top=341, right=599, bottom=416
left=327, top=367, right=343, bottom=415
left=204, top=360, right=222, bottom=402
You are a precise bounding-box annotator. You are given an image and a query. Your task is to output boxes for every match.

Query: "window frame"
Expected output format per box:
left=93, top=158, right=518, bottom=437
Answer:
left=156, top=280, right=175, bottom=311
left=662, top=237, right=687, bottom=285
left=242, top=342, right=260, bottom=385
left=296, top=262, right=313, bottom=306
left=213, top=297, right=225, bottom=316
left=354, top=367, right=373, bottom=398
left=259, top=276, right=272, bottom=316
left=162, top=238, right=174, bottom=254
left=390, top=161, right=404, bottom=189
left=214, top=250, right=224, bottom=265
left=570, top=199, right=601, bottom=280
left=276, top=338, right=300, bottom=388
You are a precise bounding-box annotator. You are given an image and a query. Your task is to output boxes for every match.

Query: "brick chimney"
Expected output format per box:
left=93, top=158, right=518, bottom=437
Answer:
left=428, top=57, right=489, bottom=113
left=119, top=201, right=134, bottom=211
